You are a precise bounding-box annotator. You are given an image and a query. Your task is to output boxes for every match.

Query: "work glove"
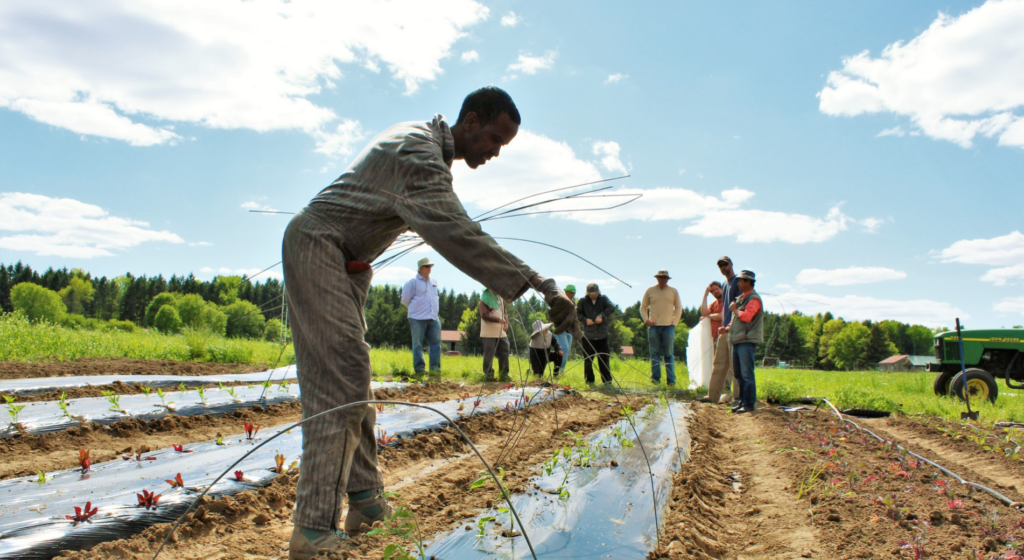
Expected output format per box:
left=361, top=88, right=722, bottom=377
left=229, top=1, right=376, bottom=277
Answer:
left=537, top=278, right=580, bottom=338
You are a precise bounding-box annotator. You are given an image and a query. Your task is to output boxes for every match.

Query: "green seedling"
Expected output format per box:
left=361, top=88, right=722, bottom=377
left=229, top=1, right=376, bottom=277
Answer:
left=196, top=386, right=208, bottom=405
left=470, top=468, right=514, bottom=536
left=796, top=462, right=826, bottom=499
left=178, top=382, right=188, bottom=397
left=366, top=492, right=426, bottom=560
left=156, top=388, right=174, bottom=410
left=140, top=386, right=152, bottom=397
left=36, top=470, right=47, bottom=485
left=226, top=387, right=239, bottom=401
left=101, top=390, right=121, bottom=412
left=262, top=380, right=273, bottom=391
left=278, top=380, right=289, bottom=393
left=57, top=392, right=72, bottom=418
left=3, top=395, right=25, bottom=426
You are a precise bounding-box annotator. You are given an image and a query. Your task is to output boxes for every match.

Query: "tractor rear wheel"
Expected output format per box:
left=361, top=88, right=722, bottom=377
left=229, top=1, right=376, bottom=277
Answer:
left=949, top=368, right=999, bottom=404
left=933, top=370, right=956, bottom=396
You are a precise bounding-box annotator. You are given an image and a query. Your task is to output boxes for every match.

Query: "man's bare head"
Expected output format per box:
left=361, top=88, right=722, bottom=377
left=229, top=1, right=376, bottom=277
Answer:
left=452, top=87, right=521, bottom=169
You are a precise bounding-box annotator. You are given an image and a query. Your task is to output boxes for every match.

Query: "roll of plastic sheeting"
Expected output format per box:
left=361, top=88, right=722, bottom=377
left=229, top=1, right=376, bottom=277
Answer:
left=426, top=402, right=690, bottom=559
left=686, top=319, right=713, bottom=390
left=1, top=381, right=407, bottom=438
left=0, top=366, right=299, bottom=396
left=0, top=387, right=569, bottom=559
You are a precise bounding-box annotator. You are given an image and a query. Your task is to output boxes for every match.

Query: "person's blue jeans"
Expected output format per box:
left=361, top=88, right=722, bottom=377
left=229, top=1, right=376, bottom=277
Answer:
left=648, top=325, right=676, bottom=385
left=732, top=342, right=757, bottom=409
left=409, top=318, right=442, bottom=373
left=553, top=332, right=572, bottom=373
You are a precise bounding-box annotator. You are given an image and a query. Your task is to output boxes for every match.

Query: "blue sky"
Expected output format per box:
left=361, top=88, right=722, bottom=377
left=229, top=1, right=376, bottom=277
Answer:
left=2, top=0, right=1024, bottom=328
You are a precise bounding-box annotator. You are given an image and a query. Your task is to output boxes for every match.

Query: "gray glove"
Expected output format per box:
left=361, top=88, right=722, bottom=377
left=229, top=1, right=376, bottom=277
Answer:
left=538, top=278, right=579, bottom=338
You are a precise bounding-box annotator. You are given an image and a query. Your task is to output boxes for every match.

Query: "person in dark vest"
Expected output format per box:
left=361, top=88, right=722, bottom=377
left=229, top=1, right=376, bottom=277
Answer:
left=728, top=270, right=763, bottom=414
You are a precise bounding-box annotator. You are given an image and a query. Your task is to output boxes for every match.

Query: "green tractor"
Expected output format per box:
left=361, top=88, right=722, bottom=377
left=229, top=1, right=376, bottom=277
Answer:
left=930, top=328, right=1024, bottom=404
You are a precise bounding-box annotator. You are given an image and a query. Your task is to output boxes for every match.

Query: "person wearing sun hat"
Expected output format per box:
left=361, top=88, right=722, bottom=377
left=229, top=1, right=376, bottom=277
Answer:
left=529, top=319, right=562, bottom=376
left=551, top=284, right=576, bottom=374
left=729, top=270, right=763, bottom=414
left=401, top=257, right=441, bottom=376
left=640, top=270, right=682, bottom=386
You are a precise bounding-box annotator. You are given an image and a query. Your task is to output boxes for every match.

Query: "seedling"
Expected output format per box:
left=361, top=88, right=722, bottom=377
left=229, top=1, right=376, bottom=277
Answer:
left=57, top=392, right=72, bottom=418
left=156, top=388, right=174, bottom=410
left=178, top=382, right=188, bottom=397
left=101, top=390, right=122, bottom=412
left=262, top=380, right=274, bottom=391
left=216, top=436, right=224, bottom=445
left=458, top=402, right=465, bottom=411
left=79, top=449, right=91, bottom=472
left=367, top=492, right=426, bottom=560
left=470, top=468, right=514, bottom=536
left=196, top=386, right=208, bottom=405
left=140, top=386, right=152, bottom=397
left=376, top=403, right=386, bottom=414
left=137, top=489, right=161, bottom=510
left=274, top=453, right=286, bottom=473
left=36, top=470, right=47, bottom=485
left=165, top=473, right=185, bottom=488
left=123, top=450, right=156, bottom=462
left=234, top=470, right=245, bottom=481
left=244, top=421, right=260, bottom=439
left=4, top=395, right=25, bottom=426
left=172, top=444, right=193, bottom=453
left=278, top=380, right=289, bottom=393
left=66, top=501, right=98, bottom=524
left=226, top=386, right=239, bottom=401
left=377, top=428, right=397, bottom=447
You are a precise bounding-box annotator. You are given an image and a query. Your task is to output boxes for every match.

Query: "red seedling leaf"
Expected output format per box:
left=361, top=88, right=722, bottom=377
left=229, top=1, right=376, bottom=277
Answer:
left=243, top=422, right=260, bottom=439
left=165, top=473, right=184, bottom=488
left=274, top=453, right=285, bottom=474
left=458, top=403, right=465, bottom=411
left=375, top=403, right=385, bottom=413
left=473, top=398, right=482, bottom=408
left=136, top=489, right=161, bottom=510
left=234, top=470, right=244, bottom=481
left=79, top=449, right=91, bottom=472
left=66, top=501, right=99, bottom=523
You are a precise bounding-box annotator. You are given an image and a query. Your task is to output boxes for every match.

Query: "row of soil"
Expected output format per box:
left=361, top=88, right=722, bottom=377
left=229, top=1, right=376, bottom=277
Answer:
left=0, top=358, right=266, bottom=380
left=0, top=382, right=469, bottom=480
left=872, top=415, right=1024, bottom=497
left=52, top=392, right=625, bottom=559
left=757, top=407, right=1024, bottom=559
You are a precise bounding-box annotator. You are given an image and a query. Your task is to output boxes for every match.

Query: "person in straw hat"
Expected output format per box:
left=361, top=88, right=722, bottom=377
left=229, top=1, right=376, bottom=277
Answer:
left=640, top=270, right=683, bottom=386
left=529, top=319, right=563, bottom=376
left=401, top=257, right=441, bottom=377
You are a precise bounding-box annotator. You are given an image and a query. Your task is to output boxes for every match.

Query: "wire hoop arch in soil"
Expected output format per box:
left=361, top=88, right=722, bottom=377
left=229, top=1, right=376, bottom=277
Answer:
left=151, top=399, right=540, bottom=560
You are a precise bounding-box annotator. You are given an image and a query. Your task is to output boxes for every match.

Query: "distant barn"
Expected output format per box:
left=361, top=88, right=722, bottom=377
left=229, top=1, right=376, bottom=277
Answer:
left=878, top=354, right=936, bottom=372
left=441, top=330, right=464, bottom=352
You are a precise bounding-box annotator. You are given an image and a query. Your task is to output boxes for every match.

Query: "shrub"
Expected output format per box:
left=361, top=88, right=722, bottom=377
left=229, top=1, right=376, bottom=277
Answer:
left=144, top=293, right=178, bottom=327
left=60, top=313, right=103, bottom=331
left=11, top=283, right=66, bottom=324
left=263, top=318, right=284, bottom=342
left=207, top=341, right=255, bottom=363
left=200, top=303, right=227, bottom=336
left=105, top=319, right=137, bottom=333
left=224, top=301, right=266, bottom=339
left=183, top=328, right=210, bottom=360
left=174, top=294, right=207, bottom=330
left=759, top=380, right=801, bottom=404
left=154, top=305, right=183, bottom=334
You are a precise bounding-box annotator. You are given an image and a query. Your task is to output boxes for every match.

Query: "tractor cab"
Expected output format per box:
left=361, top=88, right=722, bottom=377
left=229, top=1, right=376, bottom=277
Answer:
left=930, top=328, right=1024, bottom=404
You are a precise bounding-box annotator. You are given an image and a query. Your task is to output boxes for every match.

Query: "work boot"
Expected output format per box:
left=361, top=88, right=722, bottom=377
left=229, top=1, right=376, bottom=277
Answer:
left=342, top=489, right=393, bottom=534
left=289, top=526, right=348, bottom=560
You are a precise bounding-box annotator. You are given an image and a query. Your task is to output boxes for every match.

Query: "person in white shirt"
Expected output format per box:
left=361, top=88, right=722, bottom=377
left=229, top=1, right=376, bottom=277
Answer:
left=401, top=257, right=441, bottom=375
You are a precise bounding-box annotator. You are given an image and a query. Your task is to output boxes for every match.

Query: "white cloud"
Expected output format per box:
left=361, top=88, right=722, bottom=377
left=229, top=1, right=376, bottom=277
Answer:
left=860, top=217, right=885, bottom=233
left=766, top=292, right=964, bottom=328
left=507, top=51, right=556, bottom=75
left=0, top=0, right=488, bottom=149
left=453, top=129, right=603, bottom=209
left=372, top=266, right=417, bottom=285
left=0, top=192, right=182, bottom=258
left=937, top=230, right=1024, bottom=285
left=199, top=266, right=282, bottom=280
left=605, top=73, right=627, bottom=84
left=683, top=205, right=850, bottom=244
left=877, top=126, right=906, bottom=138
left=241, top=200, right=278, bottom=212
left=189, top=241, right=212, bottom=247
left=996, top=296, right=1024, bottom=316
left=796, top=266, right=907, bottom=286
left=818, top=0, right=1024, bottom=150
left=313, top=119, right=365, bottom=158
left=460, top=50, right=480, bottom=63
left=500, top=11, right=520, bottom=27
left=592, top=140, right=628, bottom=175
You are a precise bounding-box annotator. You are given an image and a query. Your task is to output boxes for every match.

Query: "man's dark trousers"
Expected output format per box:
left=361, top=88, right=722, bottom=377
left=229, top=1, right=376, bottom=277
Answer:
left=581, top=337, right=612, bottom=384
left=733, top=342, right=757, bottom=409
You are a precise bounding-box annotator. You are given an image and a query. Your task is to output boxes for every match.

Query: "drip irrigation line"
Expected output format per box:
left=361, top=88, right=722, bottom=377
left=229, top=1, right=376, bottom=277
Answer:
left=152, top=399, right=539, bottom=560
left=470, top=175, right=630, bottom=222
left=818, top=398, right=1021, bottom=510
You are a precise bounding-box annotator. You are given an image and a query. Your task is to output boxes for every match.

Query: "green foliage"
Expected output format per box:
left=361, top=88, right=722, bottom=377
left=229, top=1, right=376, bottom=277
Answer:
left=263, top=318, right=285, bottom=342
left=224, top=300, right=266, bottom=339
left=58, top=275, right=95, bottom=315
left=200, top=303, right=227, bottom=336
left=174, top=294, right=207, bottom=330
left=214, top=275, right=244, bottom=305
left=144, top=292, right=178, bottom=327
left=154, top=305, right=183, bottom=334
left=672, top=322, right=689, bottom=358
left=457, top=307, right=482, bottom=355
left=105, top=319, right=137, bottom=332
left=366, top=492, right=426, bottom=560
left=59, top=313, right=103, bottom=330
left=828, top=322, right=871, bottom=370
left=11, top=282, right=66, bottom=323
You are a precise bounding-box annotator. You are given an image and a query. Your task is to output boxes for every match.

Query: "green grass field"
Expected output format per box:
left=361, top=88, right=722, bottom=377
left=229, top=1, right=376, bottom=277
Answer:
left=5, top=313, right=1023, bottom=422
